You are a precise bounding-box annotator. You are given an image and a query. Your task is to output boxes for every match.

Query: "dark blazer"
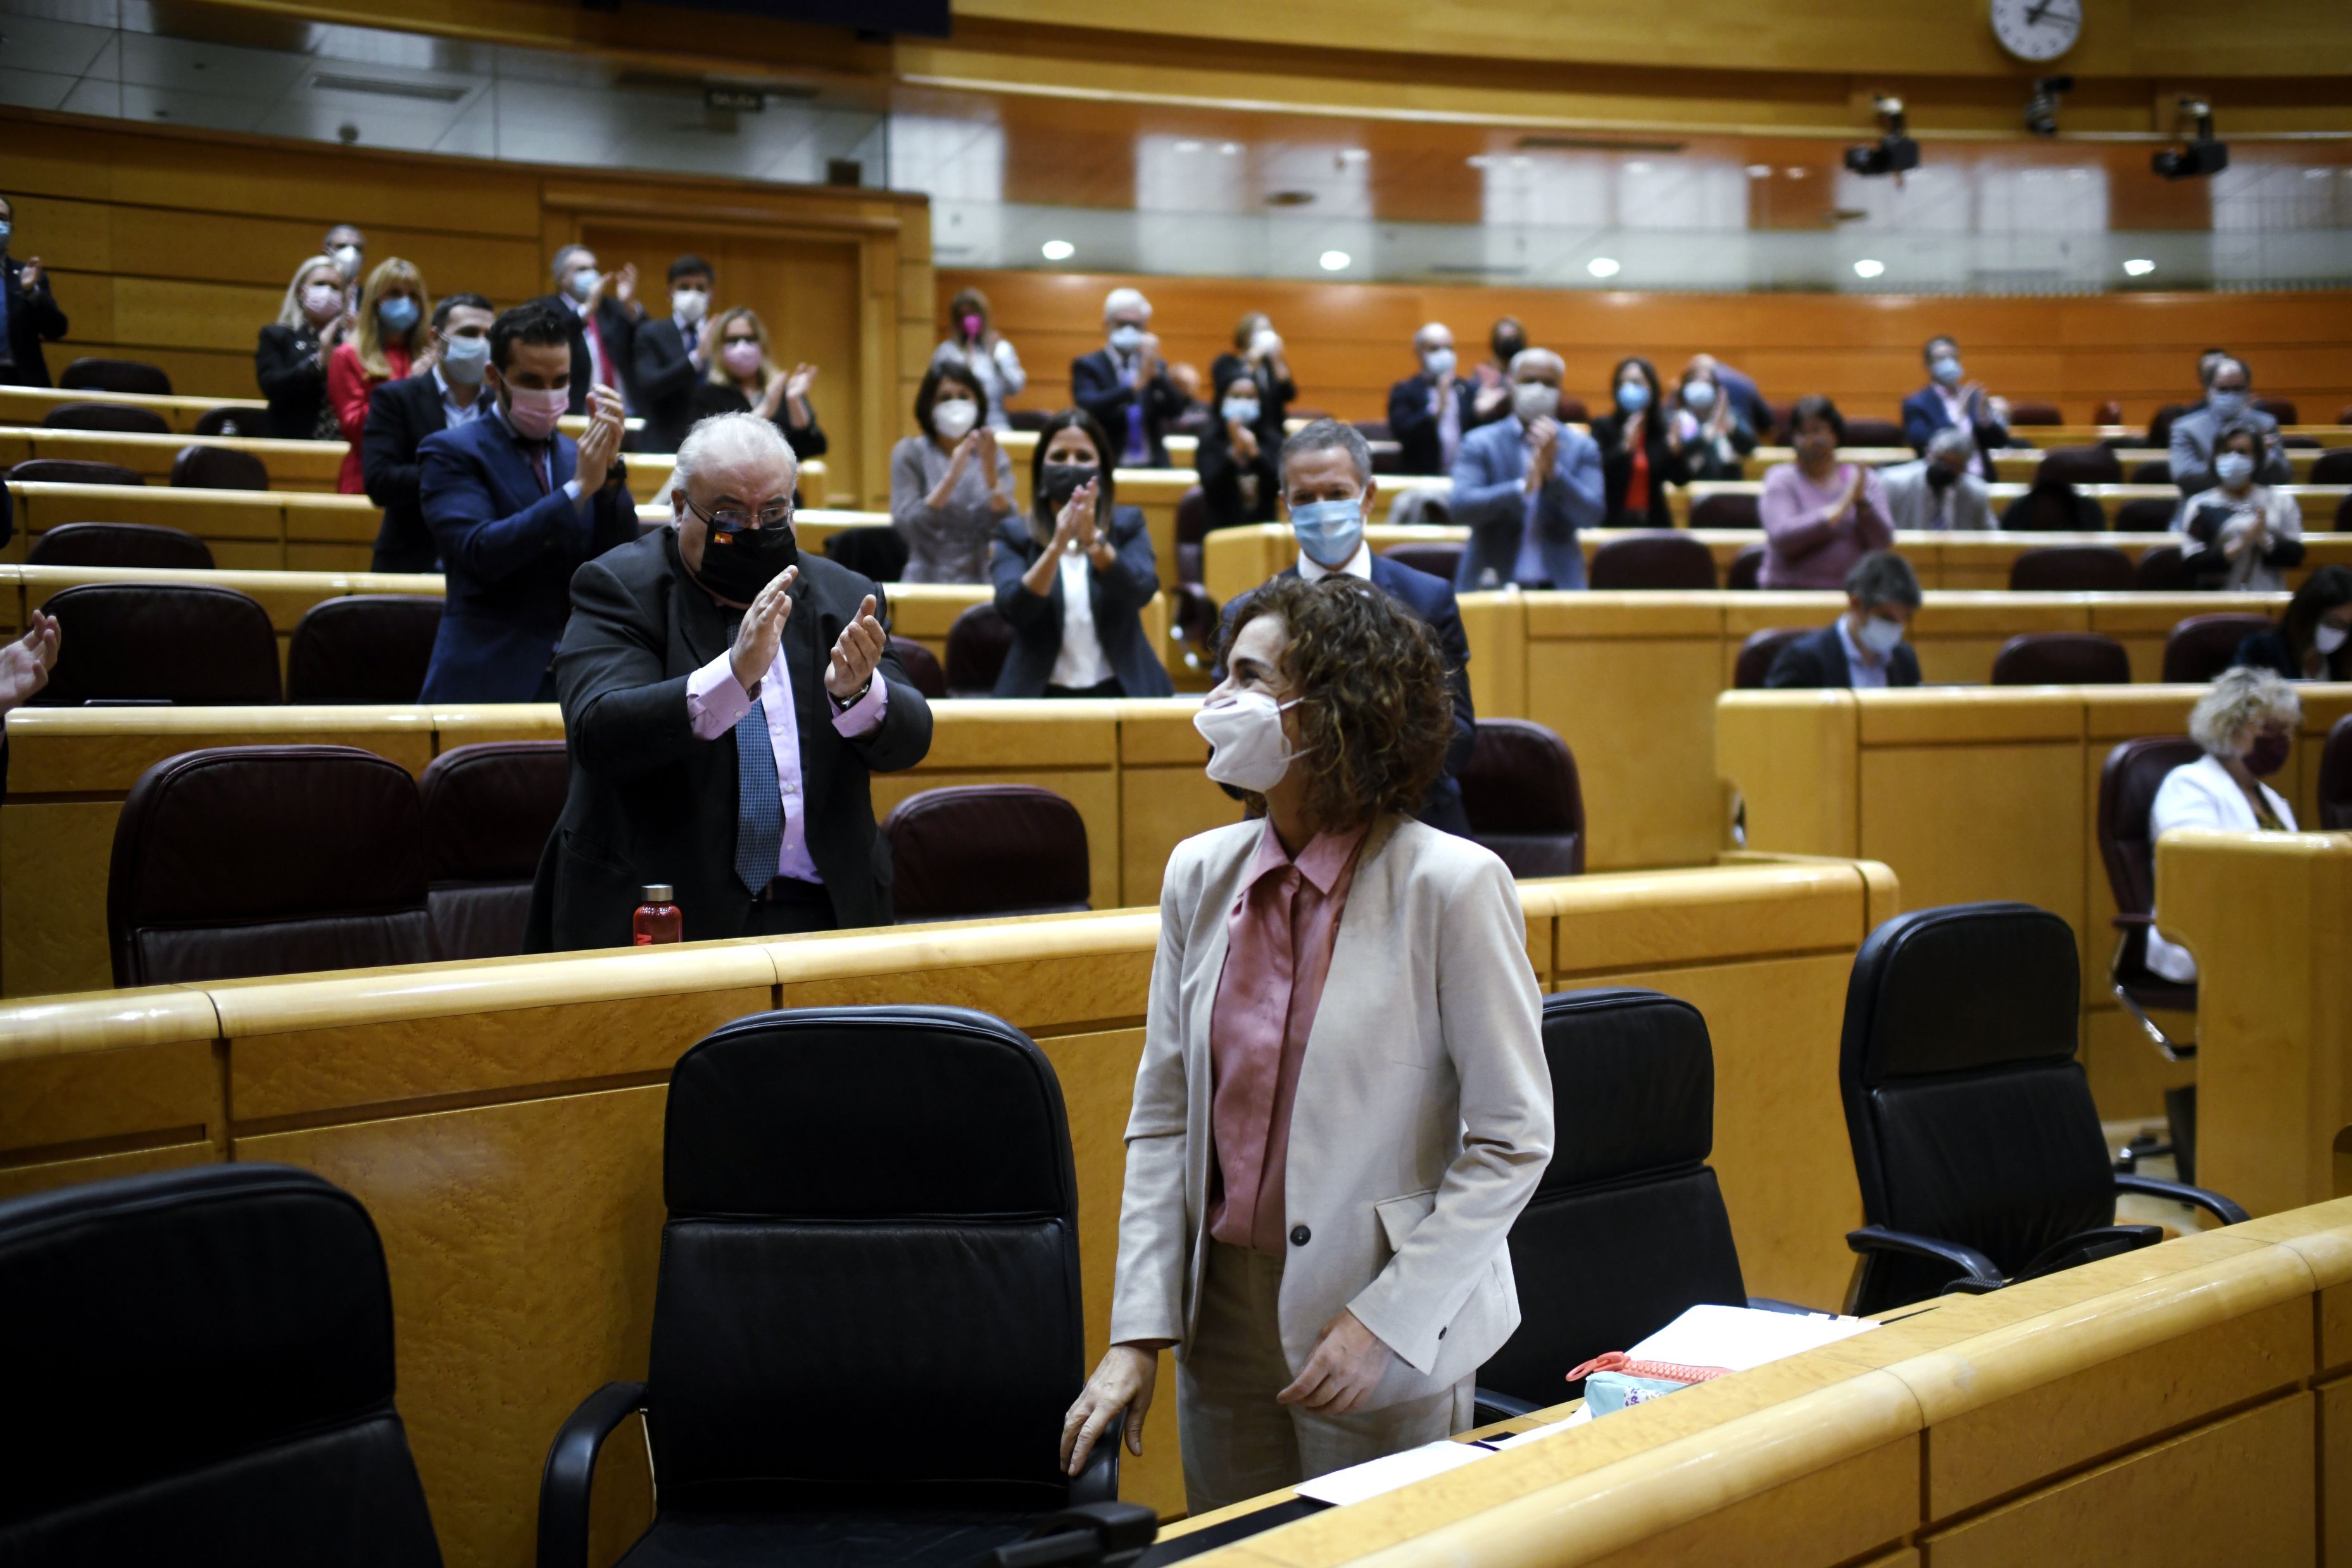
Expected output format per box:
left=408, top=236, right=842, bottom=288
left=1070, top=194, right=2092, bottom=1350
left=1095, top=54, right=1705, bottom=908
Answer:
left=0, top=257, right=68, bottom=389
left=687, top=381, right=829, bottom=460
left=415, top=411, right=637, bottom=703
left=630, top=316, right=700, bottom=455
left=1209, top=351, right=1296, bottom=434
left=1387, top=374, right=1488, bottom=477
left=525, top=532, right=933, bottom=949
left=254, top=323, right=332, bottom=439
left=1194, top=420, right=1282, bottom=533
left=1900, top=386, right=2008, bottom=468
left=990, top=505, right=1174, bottom=698
left=1071, top=349, right=1186, bottom=468
left=2236, top=628, right=2351, bottom=683
left=1216, top=555, right=1476, bottom=837
left=360, top=370, right=468, bottom=573
left=531, top=293, right=640, bottom=414
left=1763, top=622, right=1921, bottom=690
left=1588, top=411, right=1693, bottom=527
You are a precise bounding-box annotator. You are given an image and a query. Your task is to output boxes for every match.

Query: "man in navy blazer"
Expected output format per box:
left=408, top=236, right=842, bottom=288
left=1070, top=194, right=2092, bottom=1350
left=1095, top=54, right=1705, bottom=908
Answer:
left=1450, top=348, right=1603, bottom=591
left=417, top=300, right=638, bottom=703
left=1216, top=419, right=1476, bottom=836
left=1764, top=550, right=1923, bottom=689
left=1070, top=287, right=1186, bottom=468
left=1387, top=322, right=1509, bottom=477
left=1899, top=335, right=2008, bottom=482
left=0, top=196, right=70, bottom=389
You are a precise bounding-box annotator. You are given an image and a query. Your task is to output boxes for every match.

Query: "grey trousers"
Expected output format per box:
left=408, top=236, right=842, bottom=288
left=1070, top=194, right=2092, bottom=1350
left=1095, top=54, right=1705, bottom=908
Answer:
left=1176, top=1241, right=1471, bottom=1515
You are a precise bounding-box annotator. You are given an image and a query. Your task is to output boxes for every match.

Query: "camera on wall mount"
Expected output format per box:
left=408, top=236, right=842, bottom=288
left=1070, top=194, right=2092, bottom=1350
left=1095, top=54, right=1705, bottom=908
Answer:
left=1845, top=97, right=1920, bottom=180
left=2152, top=96, right=2228, bottom=180
left=2025, top=75, right=2073, bottom=137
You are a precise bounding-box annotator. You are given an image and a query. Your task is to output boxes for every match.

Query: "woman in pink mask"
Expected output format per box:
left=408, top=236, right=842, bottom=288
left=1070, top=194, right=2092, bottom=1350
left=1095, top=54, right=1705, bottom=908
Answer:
left=689, top=307, right=827, bottom=460
left=931, top=286, right=1026, bottom=432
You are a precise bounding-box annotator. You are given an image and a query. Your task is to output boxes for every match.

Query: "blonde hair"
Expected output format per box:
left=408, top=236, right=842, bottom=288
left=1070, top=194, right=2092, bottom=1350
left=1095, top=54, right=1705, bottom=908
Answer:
left=277, top=255, right=344, bottom=332
left=705, top=307, right=778, bottom=387
left=353, top=256, right=429, bottom=379
left=2187, top=667, right=2301, bottom=756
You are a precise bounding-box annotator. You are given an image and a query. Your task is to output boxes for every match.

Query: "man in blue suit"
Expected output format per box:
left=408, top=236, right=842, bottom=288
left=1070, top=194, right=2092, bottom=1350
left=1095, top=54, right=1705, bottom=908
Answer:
left=1216, top=418, right=1476, bottom=836
left=1899, top=335, right=2008, bottom=482
left=1450, top=348, right=1603, bottom=591
left=417, top=299, right=638, bottom=703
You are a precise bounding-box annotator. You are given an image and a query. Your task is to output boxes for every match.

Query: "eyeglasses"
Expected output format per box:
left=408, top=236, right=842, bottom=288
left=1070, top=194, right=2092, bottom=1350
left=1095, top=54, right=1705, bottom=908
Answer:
left=686, top=496, right=793, bottom=536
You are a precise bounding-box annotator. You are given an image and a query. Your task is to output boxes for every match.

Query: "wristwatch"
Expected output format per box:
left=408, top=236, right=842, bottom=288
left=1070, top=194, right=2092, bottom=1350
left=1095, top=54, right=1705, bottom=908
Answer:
left=829, top=677, right=871, bottom=711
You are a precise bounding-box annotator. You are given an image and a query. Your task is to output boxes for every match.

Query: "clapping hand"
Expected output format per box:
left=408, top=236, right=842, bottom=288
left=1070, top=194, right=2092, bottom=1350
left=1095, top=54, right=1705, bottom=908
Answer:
left=19, top=257, right=43, bottom=293
left=1231, top=420, right=1260, bottom=463
left=1525, top=414, right=1559, bottom=484
left=785, top=362, right=819, bottom=402
left=574, top=384, right=626, bottom=494
left=612, top=262, right=640, bottom=315
left=1055, top=477, right=1100, bottom=554
left=825, top=594, right=887, bottom=703
left=0, top=612, right=61, bottom=712
left=728, top=565, right=796, bottom=681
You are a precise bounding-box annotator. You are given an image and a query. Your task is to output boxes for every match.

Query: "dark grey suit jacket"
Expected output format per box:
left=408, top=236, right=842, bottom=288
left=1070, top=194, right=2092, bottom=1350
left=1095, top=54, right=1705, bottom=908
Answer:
left=1763, top=622, right=1921, bottom=689
left=525, top=531, right=933, bottom=949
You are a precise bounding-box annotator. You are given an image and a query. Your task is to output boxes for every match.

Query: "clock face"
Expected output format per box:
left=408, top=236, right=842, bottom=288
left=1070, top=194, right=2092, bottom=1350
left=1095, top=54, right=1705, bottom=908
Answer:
left=1991, top=0, right=2082, bottom=61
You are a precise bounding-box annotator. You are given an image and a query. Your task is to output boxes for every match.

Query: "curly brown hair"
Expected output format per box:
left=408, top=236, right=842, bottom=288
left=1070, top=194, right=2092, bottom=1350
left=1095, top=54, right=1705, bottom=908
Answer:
left=1219, top=574, right=1452, bottom=830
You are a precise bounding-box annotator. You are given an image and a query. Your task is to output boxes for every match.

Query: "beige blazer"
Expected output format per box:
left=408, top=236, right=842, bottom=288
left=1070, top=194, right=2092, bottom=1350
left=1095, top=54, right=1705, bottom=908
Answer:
left=1108, top=813, right=1552, bottom=1410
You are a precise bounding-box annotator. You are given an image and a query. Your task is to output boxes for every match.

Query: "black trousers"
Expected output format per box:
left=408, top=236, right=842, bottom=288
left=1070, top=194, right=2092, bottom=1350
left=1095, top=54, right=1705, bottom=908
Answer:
left=742, top=876, right=838, bottom=938
left=1043, top=677, right=1124, bottom=698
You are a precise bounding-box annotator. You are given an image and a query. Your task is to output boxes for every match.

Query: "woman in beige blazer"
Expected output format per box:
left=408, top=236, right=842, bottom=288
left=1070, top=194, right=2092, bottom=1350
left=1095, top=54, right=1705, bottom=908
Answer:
left=1060, top=572, right=1552, bottom=1511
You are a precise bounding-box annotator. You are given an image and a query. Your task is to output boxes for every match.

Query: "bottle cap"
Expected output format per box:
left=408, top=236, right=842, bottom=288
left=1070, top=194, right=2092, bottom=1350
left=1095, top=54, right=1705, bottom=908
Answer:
left=641, top=884, right=674, bottom=904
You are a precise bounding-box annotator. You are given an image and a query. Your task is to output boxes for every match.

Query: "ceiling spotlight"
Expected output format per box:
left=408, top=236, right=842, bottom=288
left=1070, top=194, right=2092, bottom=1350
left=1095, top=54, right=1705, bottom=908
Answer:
left=1745, top=164, right=1772, bottom=178
left=1624, top=160, right=1651, bottom=174
left=1785, top=166, right=1808, bottom=179
left=1040, top=239, right=1074, bottom=261
left=2025, top=73, right=2073, bottom=138
left=1467, top=154, right=1494, bottom=168
left=2122, top=258, right=2156, bottom=276
left=1844, top=95, right=1920, bottom=179
left=1852, top=258, right=1887, bottom=279
left=1173, top=139, right=1200, bottom=153
left=1319, top=249, right=1352, bottom=272
left=2152, top=96, right=2228, bottom=180
left=1338, top=147, right=1369, bottom=163
left=1587, top=256, right=1621, bottom=279
left=1219, top=142, right=1241, bottom=155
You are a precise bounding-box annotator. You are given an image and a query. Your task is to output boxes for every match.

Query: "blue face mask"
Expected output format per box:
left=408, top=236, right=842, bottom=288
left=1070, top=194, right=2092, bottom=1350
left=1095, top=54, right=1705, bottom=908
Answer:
left=2208, top=389, right=2248, bottom=418
left=1682, top=380, right=1717, bottom=412
left=0, top=223, right=11, bottom=250
left=1616, top=380, right=1651, bottom=413
left=378, top=295, right=420, bottom=332
left=1290, top=496, right=1364, bottom=569
left=1930, top=355, right=1963, bottom=386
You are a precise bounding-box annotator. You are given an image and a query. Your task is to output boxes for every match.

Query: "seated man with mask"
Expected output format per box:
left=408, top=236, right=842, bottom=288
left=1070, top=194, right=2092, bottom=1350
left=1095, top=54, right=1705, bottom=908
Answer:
left=527, top=411, right=933, bottom=948
left=362, top=291, right=495, bottom=574
left=1764, top=549, right=1923, bottom=690
left=1216, top=418, right=1475, bottom=835
left=1450, top=348, right=1603, bottom=591
left=417, top=299, right=637, bottom=703
left=1880, top=425, right=1992, bottom=532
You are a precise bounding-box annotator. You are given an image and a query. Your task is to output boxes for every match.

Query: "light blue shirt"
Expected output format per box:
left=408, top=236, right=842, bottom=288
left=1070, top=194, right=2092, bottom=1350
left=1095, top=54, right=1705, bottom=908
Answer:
left=435, top=366, right=489, bottom=432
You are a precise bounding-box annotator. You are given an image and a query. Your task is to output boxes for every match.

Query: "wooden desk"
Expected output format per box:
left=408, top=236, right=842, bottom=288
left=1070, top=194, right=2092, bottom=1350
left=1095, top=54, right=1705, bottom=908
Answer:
left=1717, top=685, right=2352, bottom=1120
left=2156, top=829, right=2352, bottom=1220
left=0, top=385, right=645, bottom=441
left=0, top=853, right=1895, bottom=1562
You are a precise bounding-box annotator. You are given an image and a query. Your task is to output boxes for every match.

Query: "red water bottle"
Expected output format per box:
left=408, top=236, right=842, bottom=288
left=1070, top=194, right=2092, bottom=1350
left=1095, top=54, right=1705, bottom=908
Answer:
left=632, top=884, right=682, bottom=945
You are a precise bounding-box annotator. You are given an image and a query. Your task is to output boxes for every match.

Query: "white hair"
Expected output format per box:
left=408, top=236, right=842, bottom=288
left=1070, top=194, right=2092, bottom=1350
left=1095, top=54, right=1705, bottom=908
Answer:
left=2187, top=667, right=2299, bottom=756
left=674, top=412, right=797, bottom=496
left=1414, top=322, right=1450, bottom=348
left=1104, top=287, right=1152, bottom=321
left=1509, top=347, right=1564, bottom=379
left=552, top=244, right=591, bottom=282
left=1927, top=425, right=1976, bottom=463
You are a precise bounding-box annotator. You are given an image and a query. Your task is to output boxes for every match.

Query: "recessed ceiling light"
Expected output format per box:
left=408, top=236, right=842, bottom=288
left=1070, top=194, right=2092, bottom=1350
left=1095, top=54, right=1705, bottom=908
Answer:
left=1338, top=147, right=1369, bottom=163
left=1040, top=239, right=1074, bottom=261
left=1587, top=256, right=1621, bottom=279
left=1509, top=155, right=1531, bottom=168
left=1852, top=258, right=1885, bottom=279
left=1624, top=160, right=1651, bottom=173
left=1467, top=154, right=1494, bottom=168
left=1319, top=249, right=1352, bottom=272
left=2122, top=257, right=2156, bottom=276
left=1219, top=142, right=1241, bottom=155
left=1174, top=139, right=1200, bottom=153
left=1745, top=164, right=1772, bottom=178
left=1785, top=166, right=1808, bottom=179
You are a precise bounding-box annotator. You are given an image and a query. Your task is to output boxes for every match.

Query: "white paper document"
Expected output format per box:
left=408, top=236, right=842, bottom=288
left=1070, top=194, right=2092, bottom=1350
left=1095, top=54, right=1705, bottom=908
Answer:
left=1491, top=1407, right=1593, bottom=1448
left=1626, top=1303, right=1877, bottom=1373
left=1295, top=1439, right=1492, bottom=1506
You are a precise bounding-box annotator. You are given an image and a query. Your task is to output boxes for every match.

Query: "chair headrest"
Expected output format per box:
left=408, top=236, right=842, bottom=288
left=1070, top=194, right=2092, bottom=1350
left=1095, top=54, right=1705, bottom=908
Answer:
left=1459, top=720, right=1582, bottom=834
left=419, top=741, right=569, bottom=882
left=1841, top=903, right=2079, bottom=1086
left=0, top=1165, right=394, bottom=1529
left=884, top=785, right=1090, bottom=917
left=1537, top=989, right=1713, bottom=1192
left=665, top=1007, right=1078, bottom=1222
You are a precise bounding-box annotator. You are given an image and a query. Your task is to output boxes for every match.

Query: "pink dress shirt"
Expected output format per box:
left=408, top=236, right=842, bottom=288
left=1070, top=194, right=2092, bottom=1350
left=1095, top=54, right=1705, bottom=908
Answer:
left=1758, top=461, right=1893, bottom=591
left=1205, top=818, right=1369, bottom=1254
left=685, top=645, right=887, bottom=885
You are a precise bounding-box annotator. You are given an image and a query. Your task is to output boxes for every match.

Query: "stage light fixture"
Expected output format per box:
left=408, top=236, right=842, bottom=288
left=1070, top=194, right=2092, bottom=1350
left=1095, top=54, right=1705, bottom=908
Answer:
left=1844, top=96, right=1919, bottom=179
left=2025, top=74, right=2073, bottom=137
left=2152, top=97, right=2228, bottom=180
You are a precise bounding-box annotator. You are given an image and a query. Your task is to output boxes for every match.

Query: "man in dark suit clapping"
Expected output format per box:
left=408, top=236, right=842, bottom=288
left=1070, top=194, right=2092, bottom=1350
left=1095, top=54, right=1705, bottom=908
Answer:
left=361, top=292, right=495, bottom=573
left=526, top=410, right=932, bottom=947
left=416, top=300, right=638, bottom=703
left=629, top=254, right=713, bottom=455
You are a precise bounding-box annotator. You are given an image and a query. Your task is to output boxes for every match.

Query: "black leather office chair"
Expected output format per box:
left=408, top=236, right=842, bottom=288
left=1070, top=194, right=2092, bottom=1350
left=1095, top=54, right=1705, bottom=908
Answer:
left=1475, top=989, right=1760, bottom=1421
left=0, top=1164, right=442, bottom=1565
left=1837, top=903, right=2244, bottom=1317
left=539, top=1005, right=1121, bottom=1568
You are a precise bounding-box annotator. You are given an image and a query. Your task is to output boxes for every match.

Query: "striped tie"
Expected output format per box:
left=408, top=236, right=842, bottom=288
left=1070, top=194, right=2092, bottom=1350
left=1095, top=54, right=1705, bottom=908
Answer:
left=733, top=703, right=783, bottom=896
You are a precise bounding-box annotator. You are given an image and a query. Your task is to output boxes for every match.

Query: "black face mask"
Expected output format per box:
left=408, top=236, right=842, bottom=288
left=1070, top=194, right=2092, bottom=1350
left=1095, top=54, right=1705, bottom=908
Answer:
left=1492, top=332, right=1526, bottom=363
left=692, top=519, right=798, bottom=605
left=1925, top=463, right=1959, bottom=492
left=1040, top=461, right=1097, bottom=510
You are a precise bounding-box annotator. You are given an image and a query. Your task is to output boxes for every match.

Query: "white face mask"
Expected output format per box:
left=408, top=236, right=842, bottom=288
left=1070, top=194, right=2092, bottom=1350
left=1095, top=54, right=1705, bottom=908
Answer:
left=2317, top=623, right=2349, bottom=655
left=2215, top=451, right=2255, bottom=488
left=1421, top=346, right=1456, bottom=379
left=931, top=397, right=979, bottom=439
left=1221, top=396, right=1261, bottom=425
left=1857, top=615, right=1905, bottom=656
left=1512, top=382, right=1559, bottom=423
left=671, top=288, right=707, bottom=325
left=1195, top=691, right=1299, bottom=793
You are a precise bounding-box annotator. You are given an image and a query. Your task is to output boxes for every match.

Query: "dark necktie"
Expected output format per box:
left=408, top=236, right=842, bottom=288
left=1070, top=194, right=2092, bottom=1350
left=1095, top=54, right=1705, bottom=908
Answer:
left=734, top=698, right=783, bottom=896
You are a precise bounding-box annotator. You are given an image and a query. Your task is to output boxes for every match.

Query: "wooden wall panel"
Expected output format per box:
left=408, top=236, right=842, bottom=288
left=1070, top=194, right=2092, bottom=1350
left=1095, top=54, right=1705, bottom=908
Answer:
left=941, top=270, right=2352, bottom=429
